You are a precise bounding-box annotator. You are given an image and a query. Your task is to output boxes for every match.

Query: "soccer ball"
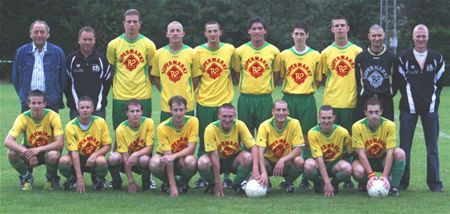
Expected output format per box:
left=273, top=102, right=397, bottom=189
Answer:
left=367, top=177, right=390, bottom=197
left=244, top=179, right=267, bottom=198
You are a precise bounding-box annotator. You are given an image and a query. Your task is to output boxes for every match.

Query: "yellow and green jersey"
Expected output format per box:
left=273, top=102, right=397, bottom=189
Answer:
left=308, top=124, right=353, bottom=162
left=150, top=45, right=201, bottom=112
left=156, top=115, right=199, bottom=154
left=195, top=43, right=235, bottom=107
left=106, top=34, right=156, bottom=100
left=234, top=42, right=280, bottom=94
left=8, top=109, right=63, bottom=148
left=65, top=116, right=112, bottom=157
left=319, top=42, right=362, bottom=108
left=116, top=117, right=154, bottom=154
left=280, top=47, right=321, bottom=94
left=352, top=117, right=396, bottom=158
left=257, top=117, right=304, bottom=162
left=204, top=119, right=255, bottom=159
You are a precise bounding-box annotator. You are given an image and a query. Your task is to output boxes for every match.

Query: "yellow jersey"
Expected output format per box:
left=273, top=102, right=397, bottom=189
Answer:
left=116, top=117, right=155, bottom=154
left=352, top=117, right=396, bottom=158
left=308, top=124, right=353, bottom=162
left=156, top=116, right=199, bottom=154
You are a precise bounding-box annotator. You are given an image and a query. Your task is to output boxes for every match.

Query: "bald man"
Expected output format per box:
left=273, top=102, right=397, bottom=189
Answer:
left=396, top=24, right=445, bottom=192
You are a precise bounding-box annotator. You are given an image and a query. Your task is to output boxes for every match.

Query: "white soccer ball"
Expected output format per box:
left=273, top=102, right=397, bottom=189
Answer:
left=244, top=179, right=267, bottom=198
left=367, top=177, right=390, bottom=197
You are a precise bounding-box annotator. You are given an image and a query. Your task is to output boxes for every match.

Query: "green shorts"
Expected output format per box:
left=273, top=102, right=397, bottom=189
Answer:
left=237, top=93, right=273, bottom=132
left=160, top=111, right=194, bottom=123
left=324, top=159, right=340, bottom=176
left=196, top=104, right=220, bottom=157
left=282, top=93, right=317, bottom=134
left=113, top=98, right=152, bottom=130
left=219, top=153, right=239, bottom=174
left=334, top=108, right=354, bottom=133
left=353, top=154, right=385, bottom=172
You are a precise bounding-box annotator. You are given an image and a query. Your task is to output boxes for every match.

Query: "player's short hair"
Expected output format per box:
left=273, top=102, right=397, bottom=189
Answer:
left=30, top=20, right=50, bottom=34
left=78, top=26, right=96, bottom=39
left=331, top=15, right=348, bottom=26
left=219, top=103, right=235, bottom=112
left=364, top=95, right=383, bottom=111
left=273, top=99, right=288, bottom=109
left=248, top=17, right=267, bottom=30
left=123, top=9, right=141, bottom=21
left=292, top=20, right=308, bottom=33
left=78, top=95, right=94, bottom=107
left=205, top=20, right=221, bottom=30
left=369, top=24, right=384, bottom=32
left=27, top=90, right=46, bottom=102
left=413, top=24, right=429, bottom=36
left=319, top=105, right=334, bottom=115
left=168, top=96, right=187, bottom=109
left=126, top=99, right=143, bottom=111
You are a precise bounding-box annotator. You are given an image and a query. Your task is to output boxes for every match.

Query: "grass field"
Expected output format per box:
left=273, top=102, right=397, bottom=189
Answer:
left=0, top=83, right=449, bottom=214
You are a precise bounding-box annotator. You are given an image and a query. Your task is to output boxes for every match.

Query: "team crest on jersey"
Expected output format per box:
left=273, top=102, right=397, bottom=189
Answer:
left=78, top=136, right=100, bottom=156
left=244, top=56, right=270, bottom=78
left=162, top=60, right=188, bottom=83
left=363, top=66, right=387, bottom=88
left=321, top=144, right=341, bottom=160
left=172, top=137, right=188, bottom=153
left=219, top=141, right=240, bottom=158
left=269, top=138, right=288, bottom=158
left=203, top=57, right=227, bottom=79
left=287, top=63, right=312, bottom=85
left=119, top=49, right=145, bottom=71
left=365, top=138, right=386, bottom=157
left=128, top=138, right=145, bottom=153
left=29, top=131, right=52, bottom=147
left=92, top=64, right=101, bottom=72
left=331, top=55, right=355, bottom=77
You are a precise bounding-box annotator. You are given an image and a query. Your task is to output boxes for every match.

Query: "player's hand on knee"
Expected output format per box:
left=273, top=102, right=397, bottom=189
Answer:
left=76, top=178, right=85, bottom=194
left=28, top=156, right=38, bottom=167
left=86, top=155, right=97, bottom=167
left=24, top=148, right=40, bottom=159
left=273, top=162, right=284, bottom=176
left=127, top=154, right=138, bottom=166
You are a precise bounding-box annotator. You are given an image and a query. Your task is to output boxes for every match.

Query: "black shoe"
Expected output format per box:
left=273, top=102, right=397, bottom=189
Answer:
left=300, top=179, right=311, bottom=190
left=389, top=187, right=400, bottom=196
left=141, top=175, right=151, bottom=192
left=357, top=182, right=367, bottom=192
left=112, top=178, right=123, bottom=191
left=232, top=183, right=245, bottom=195
left=160, top=182, right=169, bottom=193
left=223, top=178, right=233, bottom=189
left=343, top=180, right=354, bottom=189
left=178, top=182, right=190, bottom=194
left=430, top=186, right=444, bottom=192
left=267, top=180, right=273, bottom=193
left=204, top=183, right=215, bottom=194
left=331, top=179, right=339, bottom=194
left=193, top=177, right=207, bottom=189
left=313, top=181, right=324, bottom=194
left=279, top=181, right=295, bottom=193
left=94, top=178, right=106, bottom=191
left=63, top=177, right=77, bottom=190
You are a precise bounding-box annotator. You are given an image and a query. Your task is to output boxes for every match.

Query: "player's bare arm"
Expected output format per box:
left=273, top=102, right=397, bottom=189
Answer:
left=86, top=144, right=111, bottom=167
left=356, top=149, right=374, bottom=181
left=250, top=145, right=260, bottom=179
left=257, top=147, right=268, bottom=187
left=128, top=145, right=152, bottom=165
left=382, top=148, right=395, bottom=179
left=161, top=142, right=195, bottom=165
left=192, top=76, right=200, bottom=91
left=151, top=75, right=161, bottom=91
left=273, top=146, right=302, bottom=176
left=316, top=157, right=334, bottom=197
left=210, top=150, right=224, bottom=197
left=162, top=150, right=179, bottom=197
left=121, top=152, right=138, bottom=193
left=70, top=151, right=85, bottom=193
left=24, top=135, right=63, bottom=158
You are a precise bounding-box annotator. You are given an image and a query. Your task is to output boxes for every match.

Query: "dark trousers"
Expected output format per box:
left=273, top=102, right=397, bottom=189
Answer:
left=399, top=111, right=443, bottom=190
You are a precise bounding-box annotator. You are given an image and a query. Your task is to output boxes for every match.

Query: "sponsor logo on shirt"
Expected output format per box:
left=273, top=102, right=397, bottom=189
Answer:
left=269, top=138, right=288, bottom=158
left=365, top=138, right=386, bottom=157
left=331, top=55, right=355, bottom=77
left=219, top=140, right=240, bottom=158
left=202, top=57, right=227, bottom=79
left=244, top=56, right=270, bottom=78
left=171, top=137, right=188, bottom=153
left=78, top=136, right=100, bottom=156
left=363, top=65, right=388, bottom=88
left=286, top=62, right=312, bottom=85
left=128, top=138, right=145, bottom=153
left=321, top=143, right=341, bottom=160
left=162, top=60, right=188, bottom=83
left=29, top=131, right=51, bottom=147
left=119, top=49, right=145, bottom=71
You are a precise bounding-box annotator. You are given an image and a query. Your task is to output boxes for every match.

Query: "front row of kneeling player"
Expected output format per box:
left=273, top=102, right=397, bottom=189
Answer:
left=5, top=90, right=405, bottom=197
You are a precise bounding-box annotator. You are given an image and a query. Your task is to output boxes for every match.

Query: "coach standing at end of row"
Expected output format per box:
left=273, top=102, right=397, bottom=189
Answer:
left=396, top=24, right=445, bottom=192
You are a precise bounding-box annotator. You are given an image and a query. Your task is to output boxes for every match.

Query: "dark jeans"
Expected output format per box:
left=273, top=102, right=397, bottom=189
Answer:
left=69, top=108, right=106, bottom=120
left=399, top=111, right=443, bottom=191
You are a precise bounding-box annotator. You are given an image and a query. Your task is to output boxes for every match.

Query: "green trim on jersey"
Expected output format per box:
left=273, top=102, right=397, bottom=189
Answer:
left=165, top=116, right=190, bottom=132
left=288, top=47, right=312, bottom=56
left=312, top=124, right=338, bottom=137
left=122, top=117, right=146, bottom=131
left=200, top=42, right=224, bottom=51
left=163, top=44, right=190, bottom=54
left=119, top=33, right=145, bottom=43
left=73, top=116, right=98, bottom=130
left=331, top=42, right=355, bottom=50
left=361, top=117, right=386, bottom=133
left=212, top=119, right=236, bottom=134
left=270, top=118, right=290, bottom=133
left=245, top=42, right=270, bottom=50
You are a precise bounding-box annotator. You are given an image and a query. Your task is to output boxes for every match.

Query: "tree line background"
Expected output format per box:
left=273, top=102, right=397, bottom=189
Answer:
left=0, top=0, right=449, bottom=81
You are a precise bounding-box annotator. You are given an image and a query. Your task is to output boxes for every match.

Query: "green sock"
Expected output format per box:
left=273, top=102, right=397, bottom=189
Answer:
left=46, top=162, right=58, bottom=179
left=223, top=172, right=230, bottom=180
left=390, top=159, right=405, bottom=188
left=334, top=171, right=350, bottom=183
left=11, top=159, right=30, bottom=176
left=140, top=168, right=151, bottom=182
left=304, top=169, right=320, bottom=183
left=233, top=165, right=251, bottom=186
left=109, top=163, right=122, bottom=182
left=59, top=164, right=74, bottom=179
left=198, top=168, right=215, bottom=184
left=94, top=164, right=109, bottom=179
left=284, top=166, right=303, bottom=184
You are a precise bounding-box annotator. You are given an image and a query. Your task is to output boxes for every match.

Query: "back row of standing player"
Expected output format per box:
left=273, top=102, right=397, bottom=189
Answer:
left=9, top=9, right=445, bottom=195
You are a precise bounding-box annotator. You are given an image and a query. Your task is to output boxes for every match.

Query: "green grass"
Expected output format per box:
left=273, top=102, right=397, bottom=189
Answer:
left=0, top=83, right=449, bottom=214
